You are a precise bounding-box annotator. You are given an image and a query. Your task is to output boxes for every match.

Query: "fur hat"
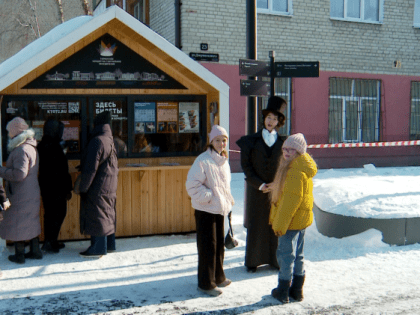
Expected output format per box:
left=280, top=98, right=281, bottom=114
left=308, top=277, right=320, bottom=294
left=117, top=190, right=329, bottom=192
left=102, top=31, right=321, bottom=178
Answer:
left=6, top=117, right=29, bottom=138
left=209, top=125, right=228, bottom=143
left=262, top=96, right=286, bottom=121
left=283, top=133, right=307, bottom=154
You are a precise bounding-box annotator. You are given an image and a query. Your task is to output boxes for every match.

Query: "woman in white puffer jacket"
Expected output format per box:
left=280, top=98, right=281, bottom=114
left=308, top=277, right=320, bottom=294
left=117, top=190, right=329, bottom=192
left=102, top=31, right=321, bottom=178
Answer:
left=186, top=125, right=235, bottom=297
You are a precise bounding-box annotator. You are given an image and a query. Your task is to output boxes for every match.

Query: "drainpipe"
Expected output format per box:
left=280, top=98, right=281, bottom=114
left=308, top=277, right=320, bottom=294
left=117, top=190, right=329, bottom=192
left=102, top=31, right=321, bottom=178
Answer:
left=175, top=0, right=182, bottom=49
left=246, top=0, right=257, bottom=135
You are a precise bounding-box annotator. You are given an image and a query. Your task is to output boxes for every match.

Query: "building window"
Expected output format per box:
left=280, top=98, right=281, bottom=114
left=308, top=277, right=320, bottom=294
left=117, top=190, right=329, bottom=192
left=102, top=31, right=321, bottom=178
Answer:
left=131, top=100, right=204, bottom=156
left=259, top=78, right=291, bottom=135
left=3, top=99, right=84, bottom=159
left=257, top=0, right=293, bottom=15
left=330, top=0, right=383, bottom=23
left=127, top=0, right=149, bottom=24
left=92, top=99, right=129, bottom=158
left=328, top=78, right=381, bottom=143
left=414, top=0, right=420, bottom=27
left=410, top=82, right=420, bottom=140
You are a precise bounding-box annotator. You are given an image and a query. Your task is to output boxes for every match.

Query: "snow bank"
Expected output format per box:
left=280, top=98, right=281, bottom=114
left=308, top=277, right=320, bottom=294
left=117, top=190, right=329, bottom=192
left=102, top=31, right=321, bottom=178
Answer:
left=313, top=165, right=420, bottom=219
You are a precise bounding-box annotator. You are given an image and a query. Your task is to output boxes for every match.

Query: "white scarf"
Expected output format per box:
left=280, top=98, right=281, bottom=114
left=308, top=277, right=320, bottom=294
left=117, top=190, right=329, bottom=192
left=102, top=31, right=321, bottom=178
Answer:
left=7, top=129, right=36, bottom=152
left=262, top=129, right=277, bottom=147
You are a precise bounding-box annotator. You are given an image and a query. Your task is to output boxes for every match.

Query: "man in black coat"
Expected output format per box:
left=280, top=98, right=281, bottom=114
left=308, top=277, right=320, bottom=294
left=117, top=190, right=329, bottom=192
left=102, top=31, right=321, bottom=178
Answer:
left=38, top=119, right=73, bottom=253
left=236, top=96, right=287, bottom=272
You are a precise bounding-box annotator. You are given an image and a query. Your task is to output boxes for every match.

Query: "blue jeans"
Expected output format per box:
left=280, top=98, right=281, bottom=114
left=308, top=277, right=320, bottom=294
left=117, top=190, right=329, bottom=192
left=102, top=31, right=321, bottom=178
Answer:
left=89, top=234, right=116, bottom=254
left=277, top=229, right=306, bottom=281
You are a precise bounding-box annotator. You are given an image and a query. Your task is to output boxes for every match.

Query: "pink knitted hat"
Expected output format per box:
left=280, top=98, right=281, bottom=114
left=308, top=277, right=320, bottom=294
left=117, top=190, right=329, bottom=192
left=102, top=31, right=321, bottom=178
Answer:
left=283, top=133, right=307, bottom=154
left=6, top=117, right=29, bottom=138
left=209, top=125, right=228, bottom=143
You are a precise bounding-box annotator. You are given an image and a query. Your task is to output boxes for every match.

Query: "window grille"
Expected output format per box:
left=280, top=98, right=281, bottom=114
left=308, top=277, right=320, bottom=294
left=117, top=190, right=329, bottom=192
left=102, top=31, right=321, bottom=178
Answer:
left=328, top=78, right=380, bottom=143
left=410, top=82, right=420, bottom=140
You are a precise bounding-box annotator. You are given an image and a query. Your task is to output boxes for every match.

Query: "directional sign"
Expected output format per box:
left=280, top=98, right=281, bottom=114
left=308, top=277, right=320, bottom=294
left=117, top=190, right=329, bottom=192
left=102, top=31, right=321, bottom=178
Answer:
left=275, top=61, right=319, bottom=78
left=239, top=59, right=271, bottom=77
left=240, top=80, right=270, bottom=97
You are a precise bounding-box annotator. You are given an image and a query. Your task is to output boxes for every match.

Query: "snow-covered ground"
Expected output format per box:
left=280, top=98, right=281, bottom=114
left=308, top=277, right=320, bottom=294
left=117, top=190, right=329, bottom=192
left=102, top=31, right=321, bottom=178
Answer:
left=1, top=166, right=420, bottom=314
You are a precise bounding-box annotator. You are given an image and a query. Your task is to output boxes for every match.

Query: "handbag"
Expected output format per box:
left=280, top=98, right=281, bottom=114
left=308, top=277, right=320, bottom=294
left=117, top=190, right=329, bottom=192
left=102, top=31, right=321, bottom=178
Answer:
left=225, top=211, right=238, bottom=249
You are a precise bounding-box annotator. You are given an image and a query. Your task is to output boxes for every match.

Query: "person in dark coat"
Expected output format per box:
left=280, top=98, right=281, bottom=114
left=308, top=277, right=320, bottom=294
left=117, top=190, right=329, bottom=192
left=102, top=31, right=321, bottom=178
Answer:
left=0, top=185, right=11, bottom=221
left=37, top=119, right=73, bottom=253
left=79, top=111, right=119, bottom=257
left=236, top=96, right=287, bottom=272
left=0, top=184, right=10, bottom=278
left=0, top=117, right=42, bottom=264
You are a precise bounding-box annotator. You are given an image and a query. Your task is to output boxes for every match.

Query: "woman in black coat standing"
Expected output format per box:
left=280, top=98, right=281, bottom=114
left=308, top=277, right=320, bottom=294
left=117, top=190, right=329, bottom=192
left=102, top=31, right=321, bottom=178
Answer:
left=236, top=96, right=287, bottom=272
left=37, top=119, right=73, bottom=253
left=78, top=111, right=119, bottom=258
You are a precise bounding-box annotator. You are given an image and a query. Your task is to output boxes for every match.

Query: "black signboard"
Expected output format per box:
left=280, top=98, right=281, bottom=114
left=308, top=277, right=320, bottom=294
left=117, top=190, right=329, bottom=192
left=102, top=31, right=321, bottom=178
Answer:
left=239, top=59, right=270, bottom=77
left=189, top=53, right=219, bottom=62
left=240, top=80, right=270, bottom=97
left=275, top=61, right=319, bottom=78
left=24, top=33, right=187, bottom=89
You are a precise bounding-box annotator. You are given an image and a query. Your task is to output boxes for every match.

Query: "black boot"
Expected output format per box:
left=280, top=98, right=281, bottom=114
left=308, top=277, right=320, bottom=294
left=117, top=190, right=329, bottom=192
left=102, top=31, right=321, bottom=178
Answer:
left=271, top=280, right=291, bottom=303
left=8, top=241, right=25, bottom=264
left=25, top=237, right=43, bottom=259
left=41, top=240, right=60, bottom=253
left=290, top=274, right=305, bottom=301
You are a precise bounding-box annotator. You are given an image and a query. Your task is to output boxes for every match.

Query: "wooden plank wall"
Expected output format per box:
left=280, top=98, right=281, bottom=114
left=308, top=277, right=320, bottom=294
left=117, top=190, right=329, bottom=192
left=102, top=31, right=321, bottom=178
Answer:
left=51, top=161, right=195, bottom=242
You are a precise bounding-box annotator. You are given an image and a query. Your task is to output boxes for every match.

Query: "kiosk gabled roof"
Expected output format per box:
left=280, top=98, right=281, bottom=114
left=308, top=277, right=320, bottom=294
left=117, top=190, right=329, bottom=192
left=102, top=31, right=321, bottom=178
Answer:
left=0, top=5, right=229, bottom=97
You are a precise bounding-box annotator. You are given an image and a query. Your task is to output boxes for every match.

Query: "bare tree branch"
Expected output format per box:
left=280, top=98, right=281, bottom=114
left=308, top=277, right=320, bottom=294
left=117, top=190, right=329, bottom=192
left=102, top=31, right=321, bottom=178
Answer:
left=56, top=0, right=64, bottom=23
left=82, top=0, right=93, bottom=16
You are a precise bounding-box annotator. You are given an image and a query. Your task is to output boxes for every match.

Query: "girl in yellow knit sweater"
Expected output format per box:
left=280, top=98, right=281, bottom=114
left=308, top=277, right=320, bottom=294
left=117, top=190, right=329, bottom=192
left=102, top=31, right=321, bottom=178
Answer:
left=268, top=133, right=317, bottom=304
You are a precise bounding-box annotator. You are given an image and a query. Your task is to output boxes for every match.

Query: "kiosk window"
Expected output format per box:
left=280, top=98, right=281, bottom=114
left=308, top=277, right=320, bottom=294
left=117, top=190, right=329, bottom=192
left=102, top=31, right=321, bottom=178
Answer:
left=4, top=100, right=82, bottom=154
left=132, top=101, right=203, bottom=155
left=93, top=100, right=128, bottom=158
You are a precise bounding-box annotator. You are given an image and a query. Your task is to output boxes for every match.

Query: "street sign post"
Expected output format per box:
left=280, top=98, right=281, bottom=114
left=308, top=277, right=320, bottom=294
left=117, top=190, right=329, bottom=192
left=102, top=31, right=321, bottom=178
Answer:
left=275, top=61, right=319, bottom=78
left=239, top=57, right=319, bottom=97
left=239, top=59, right=271, bottom=77
left=240, top=80, right=271, bottom=97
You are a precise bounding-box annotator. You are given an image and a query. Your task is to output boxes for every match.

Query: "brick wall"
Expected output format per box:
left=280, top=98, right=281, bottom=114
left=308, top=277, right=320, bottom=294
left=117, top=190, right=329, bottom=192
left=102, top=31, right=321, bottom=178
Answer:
left=149, top=0, right=175, bottom=45
left=149, top=0, right=420, bottom=76
left=178, top=0, right=246, bottom=64
left=257, top=0, right=420, bottom=75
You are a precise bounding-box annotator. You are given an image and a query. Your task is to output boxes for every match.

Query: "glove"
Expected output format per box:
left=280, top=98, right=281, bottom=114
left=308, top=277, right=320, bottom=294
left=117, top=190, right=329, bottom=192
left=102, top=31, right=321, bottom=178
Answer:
left=3, top=199, right=11, bottom=210
left=66, top=192, right=72, bottom=201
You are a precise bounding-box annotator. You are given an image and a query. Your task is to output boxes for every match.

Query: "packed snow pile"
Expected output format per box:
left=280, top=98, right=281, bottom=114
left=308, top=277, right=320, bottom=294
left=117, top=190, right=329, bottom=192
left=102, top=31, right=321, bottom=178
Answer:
left=313, top=164, right=420, bottom=219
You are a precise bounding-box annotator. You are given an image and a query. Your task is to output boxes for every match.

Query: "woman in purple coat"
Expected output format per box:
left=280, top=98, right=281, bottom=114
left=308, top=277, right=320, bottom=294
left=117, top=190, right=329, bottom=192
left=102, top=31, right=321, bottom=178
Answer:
left=78, top=111, right=119, bottom=257
left=0, top=117, right=42, bottom=264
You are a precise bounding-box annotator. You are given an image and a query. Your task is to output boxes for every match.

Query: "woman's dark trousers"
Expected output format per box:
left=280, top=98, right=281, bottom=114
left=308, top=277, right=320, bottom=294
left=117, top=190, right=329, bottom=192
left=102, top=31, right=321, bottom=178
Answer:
left=43, top=197, right=67, bottom=245
left=195, top=210, right=226, bottom=290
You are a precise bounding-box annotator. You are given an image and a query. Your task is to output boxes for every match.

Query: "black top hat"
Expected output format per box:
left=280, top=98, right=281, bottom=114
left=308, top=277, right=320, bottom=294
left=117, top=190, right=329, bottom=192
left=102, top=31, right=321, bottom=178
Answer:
left=262, top=96, right=286, bottom=120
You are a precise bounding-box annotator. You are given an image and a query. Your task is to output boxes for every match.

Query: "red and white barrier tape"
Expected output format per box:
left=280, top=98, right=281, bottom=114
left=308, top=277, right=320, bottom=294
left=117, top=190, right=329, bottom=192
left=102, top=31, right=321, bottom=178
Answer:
left=307, top=140, right=420, bottom=149
left=229, top=140, right=420, bottom=152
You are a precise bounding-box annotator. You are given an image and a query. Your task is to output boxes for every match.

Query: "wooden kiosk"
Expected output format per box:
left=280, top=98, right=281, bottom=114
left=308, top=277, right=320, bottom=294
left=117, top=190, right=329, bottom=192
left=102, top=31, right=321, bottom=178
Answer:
left=0, top=6, right=229, bottom=241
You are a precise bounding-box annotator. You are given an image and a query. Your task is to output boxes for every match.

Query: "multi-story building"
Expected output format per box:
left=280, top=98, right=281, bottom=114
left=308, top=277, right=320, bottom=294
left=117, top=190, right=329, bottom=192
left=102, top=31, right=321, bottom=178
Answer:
left=3, top=0, right=420, bottom=170
left=115, top=0, right=420, bottom=170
